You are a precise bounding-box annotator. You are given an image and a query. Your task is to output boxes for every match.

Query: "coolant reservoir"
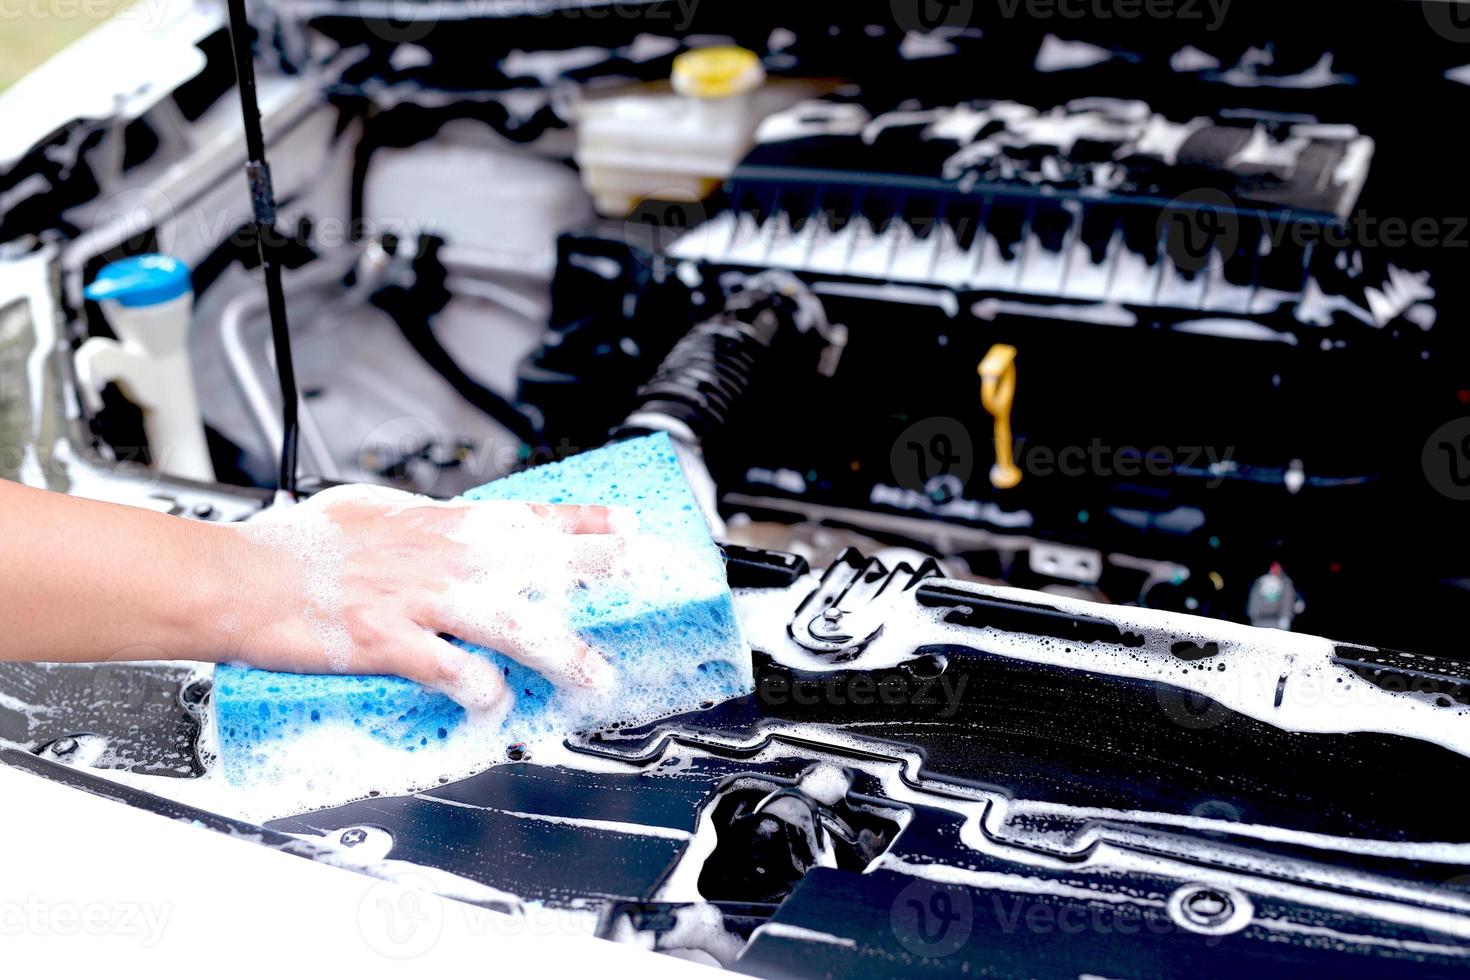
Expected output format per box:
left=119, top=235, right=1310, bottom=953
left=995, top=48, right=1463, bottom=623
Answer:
left=575, top=46, right=769, bottom=217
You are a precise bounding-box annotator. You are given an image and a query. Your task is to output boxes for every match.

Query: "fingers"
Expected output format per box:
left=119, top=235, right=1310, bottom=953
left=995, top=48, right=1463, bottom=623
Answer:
left=427, top=601, right=615, bottom=693
left=319, top=489, right=636, bottom=540
left=564, top=534, right=627, bottom=575
left=448, top=502, right=636, bottom=560
left=526, top=502, right=626, bottom=534
left=484, top=500, right=638, bottom=535
left=384, top=500, right=610, bottom=537
left=392, top=630, right=514, bottom=719
left=495, top=627, right=615, bottom=691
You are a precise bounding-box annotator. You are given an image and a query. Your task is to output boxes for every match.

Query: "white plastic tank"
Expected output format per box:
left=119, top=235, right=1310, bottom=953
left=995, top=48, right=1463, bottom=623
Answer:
left=77, top=254, right=216, bottom=482
left=575, top=46, right=781, bottom=217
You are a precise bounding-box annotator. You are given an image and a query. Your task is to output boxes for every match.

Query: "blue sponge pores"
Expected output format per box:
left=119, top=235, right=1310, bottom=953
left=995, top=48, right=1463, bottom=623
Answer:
left=212, top=434, right=748, bottom=777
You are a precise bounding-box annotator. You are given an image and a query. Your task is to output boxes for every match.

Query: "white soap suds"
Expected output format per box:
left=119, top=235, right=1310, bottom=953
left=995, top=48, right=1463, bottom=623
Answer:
left=75, top=477, right=746, bottom=824
left=20, top=534, right=1464, bottom=959
left=412, top=795, right=693, bottom=841
left=745, top=922, right=857, bottom=949
left=797, top=764, right=851, bottom=806
left=46, top=683, right=1470, bottom=957
left=637, top=728, right=1470, bottom=948
left=0, top=690, right=53, bottom=724
left=660, top=903, right=746, bottom=964
left=237, top=485, right=654, bottom=689
left=227, top=482, right=742, bottom=719
left=236, top=503, right=354, bottom=672
left=735, top=575, right=1470, bottom=760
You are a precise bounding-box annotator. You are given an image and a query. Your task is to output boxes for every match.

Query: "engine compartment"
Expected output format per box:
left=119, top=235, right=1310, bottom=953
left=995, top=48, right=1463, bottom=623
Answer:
left=4, top=0, right=1470, bottom=975
left=6, top=1, right=1464, bottom=649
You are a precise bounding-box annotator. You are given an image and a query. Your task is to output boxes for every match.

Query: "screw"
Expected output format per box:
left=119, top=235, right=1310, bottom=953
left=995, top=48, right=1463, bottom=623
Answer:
left=1178, top=887, right=1234, bottom=928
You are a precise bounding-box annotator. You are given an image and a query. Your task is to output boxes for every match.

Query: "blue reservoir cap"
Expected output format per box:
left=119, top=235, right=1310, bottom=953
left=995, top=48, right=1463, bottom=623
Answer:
left=84, top=254, right=192, bottom=308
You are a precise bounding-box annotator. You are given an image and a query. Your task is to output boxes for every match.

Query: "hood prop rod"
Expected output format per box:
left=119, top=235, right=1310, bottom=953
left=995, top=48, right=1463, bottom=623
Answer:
left=223, top=0, right=300, bottom=499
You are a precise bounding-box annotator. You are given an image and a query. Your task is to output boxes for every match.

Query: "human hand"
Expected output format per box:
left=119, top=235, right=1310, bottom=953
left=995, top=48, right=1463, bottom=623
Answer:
left=220, top=485, right=633, bottom=719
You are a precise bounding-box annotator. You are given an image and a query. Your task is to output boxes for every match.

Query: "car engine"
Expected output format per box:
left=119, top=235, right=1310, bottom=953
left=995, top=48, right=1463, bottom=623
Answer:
left=3, top=1, right=1470, bottom=975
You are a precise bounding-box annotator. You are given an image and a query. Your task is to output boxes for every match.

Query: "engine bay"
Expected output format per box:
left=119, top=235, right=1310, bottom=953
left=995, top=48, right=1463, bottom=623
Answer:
left=3, top=0, right=1470, bottom=974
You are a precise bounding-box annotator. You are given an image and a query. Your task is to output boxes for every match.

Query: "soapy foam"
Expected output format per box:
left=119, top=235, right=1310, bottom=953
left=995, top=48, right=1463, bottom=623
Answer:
left=211, top=434, right=749, bottom=809
left=236, top=498, right=355, bottom=673
left=745, top=923, right=857, bottom=949
left=0, top=689, right=54, bottom=725
left=735, top=575, right=1470, bottom=759
left=412, top=794, right=694, bottom=840
left=606, top=901, right=745, bottom=966
left=621, top=722, right=1470, bottom=865
left=633, top=726, right=1470, bottom=948
left=12, top=516, right=1465, bottom=950
left=658, top=903, right=746, bottom=964
left=234, top=484, right=644, bottom=690
left=197, top=559, right=1460, bottom=890
left=42, top=690, right=1470, bottom=953
left=797, top=763, right=851, bottom=807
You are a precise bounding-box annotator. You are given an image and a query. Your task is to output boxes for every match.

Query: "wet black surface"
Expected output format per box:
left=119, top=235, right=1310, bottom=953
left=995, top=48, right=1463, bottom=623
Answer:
left=4, top=549, right=1469, bottom=978
left=0, top=662, right=204, bottom=777
left=734, top=868, right=1470, bottom=980
left=5, top=548, right=1470, bottom=979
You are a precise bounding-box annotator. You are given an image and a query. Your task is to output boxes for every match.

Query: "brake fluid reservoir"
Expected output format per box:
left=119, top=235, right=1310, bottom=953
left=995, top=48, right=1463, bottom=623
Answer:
left=575, top=46, right=767, bottom=217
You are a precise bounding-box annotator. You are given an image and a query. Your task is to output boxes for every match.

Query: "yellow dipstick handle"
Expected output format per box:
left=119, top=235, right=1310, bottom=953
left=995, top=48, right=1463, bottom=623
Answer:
left=978, top=343, right=1023, bottom=490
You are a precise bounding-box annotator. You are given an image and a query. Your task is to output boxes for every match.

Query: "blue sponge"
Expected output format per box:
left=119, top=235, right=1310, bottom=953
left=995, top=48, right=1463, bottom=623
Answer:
left=213, top=434, right=748, bottom=777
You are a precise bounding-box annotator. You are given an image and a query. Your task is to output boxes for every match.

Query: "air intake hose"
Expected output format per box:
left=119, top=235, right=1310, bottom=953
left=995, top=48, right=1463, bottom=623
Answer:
left=616, top=273, right=844, bottom=446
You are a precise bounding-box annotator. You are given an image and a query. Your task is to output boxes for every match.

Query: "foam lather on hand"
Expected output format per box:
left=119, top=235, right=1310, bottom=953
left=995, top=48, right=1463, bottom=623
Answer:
left=213, top=434, right=748, bottom=781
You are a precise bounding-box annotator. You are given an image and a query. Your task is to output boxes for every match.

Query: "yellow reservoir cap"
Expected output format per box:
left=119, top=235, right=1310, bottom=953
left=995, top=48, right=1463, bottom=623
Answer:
left=672, top=46, right=765, bottom=99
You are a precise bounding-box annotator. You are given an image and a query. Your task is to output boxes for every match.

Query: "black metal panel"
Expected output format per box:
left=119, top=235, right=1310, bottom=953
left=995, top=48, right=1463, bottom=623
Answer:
left=734, top=869, right=1470, bottom=980
left=0, top=662, right=205, bottom=777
